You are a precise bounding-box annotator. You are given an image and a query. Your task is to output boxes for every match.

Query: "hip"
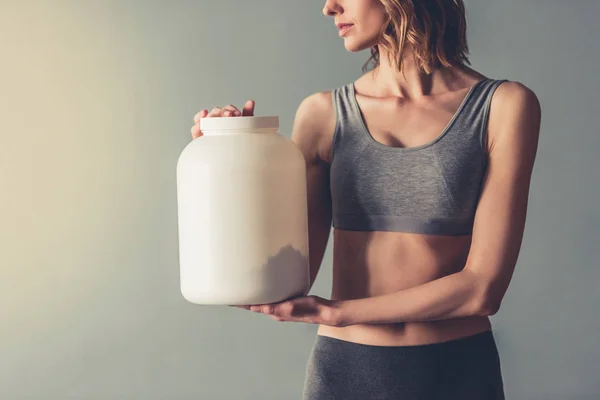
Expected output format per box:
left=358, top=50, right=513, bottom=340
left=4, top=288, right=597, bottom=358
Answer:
left=303, top=329, right=504, bottom=400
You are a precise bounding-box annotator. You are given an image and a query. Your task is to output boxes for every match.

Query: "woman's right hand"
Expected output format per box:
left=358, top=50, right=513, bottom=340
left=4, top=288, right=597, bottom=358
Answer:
left=191, top=100, right=256, bottom=139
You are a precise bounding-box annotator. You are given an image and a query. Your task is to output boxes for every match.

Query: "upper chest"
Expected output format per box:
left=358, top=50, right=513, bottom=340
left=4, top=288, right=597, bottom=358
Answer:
left=353, top=84, right=477, bottom=150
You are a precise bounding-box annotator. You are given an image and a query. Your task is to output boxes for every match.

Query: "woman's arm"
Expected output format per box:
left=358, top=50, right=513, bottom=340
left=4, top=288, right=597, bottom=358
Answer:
left=291, top=92, right=335, bottom=291
left=337, top=81, right=542, bottom=326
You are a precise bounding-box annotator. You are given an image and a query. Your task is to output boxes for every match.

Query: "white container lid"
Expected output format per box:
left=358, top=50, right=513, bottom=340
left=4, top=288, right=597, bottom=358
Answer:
left=200, top=116, right=279, bottom=131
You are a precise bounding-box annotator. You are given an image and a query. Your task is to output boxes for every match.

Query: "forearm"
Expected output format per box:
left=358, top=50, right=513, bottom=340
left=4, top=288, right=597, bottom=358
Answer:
left=338, top=270, right=490, bottom=326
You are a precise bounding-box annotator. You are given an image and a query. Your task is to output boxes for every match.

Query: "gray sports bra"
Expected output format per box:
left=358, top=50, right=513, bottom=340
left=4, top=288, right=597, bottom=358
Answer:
left=329, top=77, right=508, bottom=236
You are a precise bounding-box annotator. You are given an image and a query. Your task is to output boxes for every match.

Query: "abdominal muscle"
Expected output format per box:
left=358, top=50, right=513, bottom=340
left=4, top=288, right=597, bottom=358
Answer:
left=316, top=229, right=492, bottom=346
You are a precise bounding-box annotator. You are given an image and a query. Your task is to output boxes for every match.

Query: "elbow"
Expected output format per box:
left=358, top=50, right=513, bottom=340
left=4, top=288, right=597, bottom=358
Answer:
left=473, top=281, right=503, bottom=317
left=476, top=297, right=501, bottom=317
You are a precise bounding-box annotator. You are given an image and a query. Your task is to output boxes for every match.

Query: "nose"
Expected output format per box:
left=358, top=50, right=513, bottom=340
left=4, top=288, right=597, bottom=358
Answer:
left=322, top=0, right=342, bottom=17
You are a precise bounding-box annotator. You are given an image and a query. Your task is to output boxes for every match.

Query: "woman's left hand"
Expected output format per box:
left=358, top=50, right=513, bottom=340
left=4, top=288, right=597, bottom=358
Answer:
left=230, top=295, right=345, bottom=327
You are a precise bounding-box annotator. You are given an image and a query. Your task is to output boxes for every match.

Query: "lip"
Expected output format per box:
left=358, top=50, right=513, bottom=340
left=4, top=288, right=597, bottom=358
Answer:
left=337, top=23, right=354, bottom=37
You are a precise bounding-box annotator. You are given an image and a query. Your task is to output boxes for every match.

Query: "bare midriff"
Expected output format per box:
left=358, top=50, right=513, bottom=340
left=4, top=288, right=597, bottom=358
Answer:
left=317, top=228, right=492, bottom=346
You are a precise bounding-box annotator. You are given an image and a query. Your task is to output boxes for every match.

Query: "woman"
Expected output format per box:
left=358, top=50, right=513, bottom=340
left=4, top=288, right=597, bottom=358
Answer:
left=191, top=1, right=541, bottom=398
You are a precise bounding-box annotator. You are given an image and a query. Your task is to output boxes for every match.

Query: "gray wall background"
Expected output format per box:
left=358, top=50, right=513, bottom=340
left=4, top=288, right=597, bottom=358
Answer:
left=1, top=0, right=598, bottom=399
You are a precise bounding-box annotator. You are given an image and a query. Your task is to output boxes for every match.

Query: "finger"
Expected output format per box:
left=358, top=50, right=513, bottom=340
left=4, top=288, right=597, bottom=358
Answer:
left=191, top=123, right=203, bottom=139
left=193, top=109, right=208, bottom=123
left=207, top=107, right=223, bottom=117
left=250, top=304, right=275, bottom=314
left=268, top=314, right=311, bottom=324
left=242, top=100, right=255, bottom=116
left=191, top=110, right=208, bottom=139
left=221, top=104, right=241, bottom=117
left=250, top=305, right=264, bottom=313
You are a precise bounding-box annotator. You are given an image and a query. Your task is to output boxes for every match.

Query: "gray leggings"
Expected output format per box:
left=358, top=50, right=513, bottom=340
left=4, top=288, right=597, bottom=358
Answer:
left=302, top=330, right=505, bottom=400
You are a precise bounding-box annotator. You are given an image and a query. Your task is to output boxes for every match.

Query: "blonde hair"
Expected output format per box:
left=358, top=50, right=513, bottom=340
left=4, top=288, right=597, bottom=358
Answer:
left=364, top=0, right=470, bottom=74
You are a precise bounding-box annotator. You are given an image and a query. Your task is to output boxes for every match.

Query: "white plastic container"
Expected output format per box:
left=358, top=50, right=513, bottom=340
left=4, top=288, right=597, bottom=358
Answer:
left=177, top=116, right=310, bottom=305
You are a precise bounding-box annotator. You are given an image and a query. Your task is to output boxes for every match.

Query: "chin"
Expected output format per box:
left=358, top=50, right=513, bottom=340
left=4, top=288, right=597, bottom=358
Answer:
left=343, top=38, right=374, bottom=53
left=342, top=31, right=379, bottom=53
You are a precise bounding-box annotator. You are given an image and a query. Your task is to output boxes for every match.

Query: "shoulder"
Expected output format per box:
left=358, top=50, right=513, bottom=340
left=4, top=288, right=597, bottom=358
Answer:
left=295, top=90, right=336, bottom=129
left=490, top=80, right=541, bottom=126
left=292, top=90, right=338, bottom=164
left=487, top=80, right=541, bottom=153
left=492, top=80, right=540, bottom=112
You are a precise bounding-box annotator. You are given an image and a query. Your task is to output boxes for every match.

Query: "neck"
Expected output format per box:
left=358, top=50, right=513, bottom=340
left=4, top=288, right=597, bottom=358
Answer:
left=369, top=44, right=469, bottom=99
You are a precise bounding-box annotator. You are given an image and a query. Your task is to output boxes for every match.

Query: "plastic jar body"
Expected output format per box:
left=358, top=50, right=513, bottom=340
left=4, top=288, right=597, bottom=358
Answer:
left=176, top=116, right=310, bottom=305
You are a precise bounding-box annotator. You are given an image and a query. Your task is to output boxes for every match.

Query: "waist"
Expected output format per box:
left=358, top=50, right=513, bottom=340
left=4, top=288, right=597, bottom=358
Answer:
left=330, top=229, right=472, bottom=298
left=317, top=316, right=492, bottom=346
left=322, top=228, right=486, bottom=346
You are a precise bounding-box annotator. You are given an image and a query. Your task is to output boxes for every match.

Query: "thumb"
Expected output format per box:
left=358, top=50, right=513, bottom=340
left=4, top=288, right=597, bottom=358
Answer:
left=241, top=100, right=255, bottom=116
